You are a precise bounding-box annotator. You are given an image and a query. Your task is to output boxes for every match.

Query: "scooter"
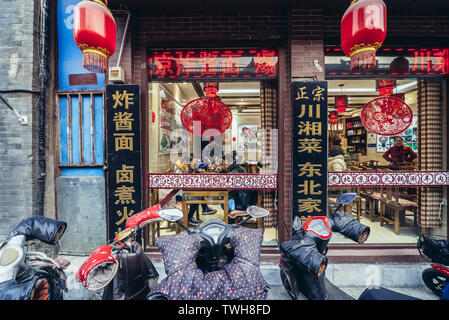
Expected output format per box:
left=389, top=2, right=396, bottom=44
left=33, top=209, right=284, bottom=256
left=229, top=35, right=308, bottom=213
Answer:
left=76, top=203, right=163, bottom=300
left=417, top=235, right=449, bottom=299
left=147, top=205, right=271, bottom=300
left=279, top=193, right=371, bottom=300
left=0, top=216, right=69, bottom=300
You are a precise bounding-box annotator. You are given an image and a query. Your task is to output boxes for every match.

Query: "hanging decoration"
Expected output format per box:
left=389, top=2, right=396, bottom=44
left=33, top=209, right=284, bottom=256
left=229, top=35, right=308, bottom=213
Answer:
left=330, top=111, right=339, bottom=124
left=361, top=96, right=413, bottom=136
left=73, top=0, right=117, bottom=73
left=335, top=84, right=347, bottom=113
left=341, top=0, right=387, bottom=72
left=335, top=96, right=348, bottom=113
left=376, top=79, right=397, bottom=96
left=180, top=83, right=233, bottom=137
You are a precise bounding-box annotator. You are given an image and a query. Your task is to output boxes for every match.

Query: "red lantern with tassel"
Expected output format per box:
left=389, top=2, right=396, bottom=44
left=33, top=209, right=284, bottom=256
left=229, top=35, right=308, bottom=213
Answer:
left=73, top=0, right=116, bottom=74
left=181, top=83, right=232, bottom=137
left=341, top=0, right=387, bottom=72
left=335, top=96, right=348, bottom=113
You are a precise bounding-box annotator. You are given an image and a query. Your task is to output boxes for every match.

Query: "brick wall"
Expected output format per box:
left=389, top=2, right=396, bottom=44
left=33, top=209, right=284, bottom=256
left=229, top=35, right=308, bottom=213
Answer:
left=0, top=0, right=40, bottom=239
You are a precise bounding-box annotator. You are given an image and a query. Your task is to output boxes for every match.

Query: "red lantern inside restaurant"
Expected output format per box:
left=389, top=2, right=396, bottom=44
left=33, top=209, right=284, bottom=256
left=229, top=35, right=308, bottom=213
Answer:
left=180, top=83, right=233, bottom=137
left=73, top=0, right=116, bottom=74
left=330, top=111, right=339, bottom=124
left=341, top=0, right=387, bottom=72
left=376, top=79, right=397, bottom=96
left=335, top=95, right=348, bottom=113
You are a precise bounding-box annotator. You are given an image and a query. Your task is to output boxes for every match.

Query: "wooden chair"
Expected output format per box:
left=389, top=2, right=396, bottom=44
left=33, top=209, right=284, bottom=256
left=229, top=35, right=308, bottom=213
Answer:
left=379, top=187, right=418, bottom=235
left=229, top=191, right=263, bottom=229
left=328, top=188, right=361, bottom=221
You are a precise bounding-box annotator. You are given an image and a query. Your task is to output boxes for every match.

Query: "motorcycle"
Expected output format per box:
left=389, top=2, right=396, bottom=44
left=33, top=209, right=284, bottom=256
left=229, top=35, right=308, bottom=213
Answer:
left=147, top=205, right=271, bottom=300
left=76, top=203, right=162, bottom=300
left=417, top=235, right=449, bottom=299
left=0, top=216, right=69, bottom=300
left=279, top=193, right=371, bottom=300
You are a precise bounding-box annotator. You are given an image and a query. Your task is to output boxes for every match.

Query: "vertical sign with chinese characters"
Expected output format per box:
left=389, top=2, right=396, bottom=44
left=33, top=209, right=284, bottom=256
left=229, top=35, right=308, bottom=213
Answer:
left=106, top=85, right=142, bottom=242
left=292, top=82, right=328, bottom=224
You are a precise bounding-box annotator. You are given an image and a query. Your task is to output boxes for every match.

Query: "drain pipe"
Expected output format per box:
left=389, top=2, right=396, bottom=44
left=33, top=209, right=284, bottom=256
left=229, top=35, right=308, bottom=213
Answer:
left=37, top=0, right=50, bottom=216
left=116, top=4, right=130, bottom=68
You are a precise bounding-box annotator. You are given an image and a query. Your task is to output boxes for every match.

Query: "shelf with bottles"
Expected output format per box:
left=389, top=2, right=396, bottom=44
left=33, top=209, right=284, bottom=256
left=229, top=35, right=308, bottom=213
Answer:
left=345, top=116, right=367, bottom=155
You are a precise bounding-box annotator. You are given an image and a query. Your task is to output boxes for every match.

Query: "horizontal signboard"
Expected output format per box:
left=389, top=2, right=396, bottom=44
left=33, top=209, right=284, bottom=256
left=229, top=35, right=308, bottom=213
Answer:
left=325, top=47, right=449, bottom=76
left=148, top=48, right=278, bottom=80
left=148, top=173, right=278, bottom=190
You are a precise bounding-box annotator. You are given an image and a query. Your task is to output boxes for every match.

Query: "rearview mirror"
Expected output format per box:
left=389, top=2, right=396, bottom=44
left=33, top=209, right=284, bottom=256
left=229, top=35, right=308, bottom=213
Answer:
left=246, top=206, right=270, bottom=219
left=158, top=208, right=184, bottom=222
left=336, top=193, right=357, bottom=205
left=292, top=216, right=303, bottom=231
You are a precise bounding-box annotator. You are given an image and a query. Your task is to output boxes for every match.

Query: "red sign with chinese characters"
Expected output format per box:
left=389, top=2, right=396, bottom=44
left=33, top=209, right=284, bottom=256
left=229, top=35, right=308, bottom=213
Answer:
left=148, top=49, right=278, bottom=80
left=326, top=47, right=449, bottom=76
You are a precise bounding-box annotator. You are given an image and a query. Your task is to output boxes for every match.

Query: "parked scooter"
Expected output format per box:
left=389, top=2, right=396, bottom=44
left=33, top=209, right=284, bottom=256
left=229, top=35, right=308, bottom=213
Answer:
left=417, top=235, right=449, bottom=299
left=76, top=204, right=162, bottom=300
left=0, top=216, right=69, bottom=300
left=147, top=205, right=271, bottom=300
left=279, top=193, right=370, bottom=300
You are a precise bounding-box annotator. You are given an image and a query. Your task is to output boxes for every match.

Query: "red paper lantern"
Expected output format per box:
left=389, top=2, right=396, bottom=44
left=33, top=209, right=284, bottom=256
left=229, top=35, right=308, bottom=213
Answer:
left=341, top=0, right=387, bottom=72
left=181, top=83, right=232, bottom=137
left=330, top=111, right=339, bottom=124
left=376, top=80, right=397, bottom=96
left=335, top=96, right=348, bottom=113
left=361, top=96, right=413, bottom=136
left=73, top=0, right=116, bottom=73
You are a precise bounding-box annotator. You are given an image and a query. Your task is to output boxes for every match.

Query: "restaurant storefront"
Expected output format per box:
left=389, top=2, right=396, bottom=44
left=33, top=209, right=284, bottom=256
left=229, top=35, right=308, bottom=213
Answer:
left=52, top=0, right=449, bottom=261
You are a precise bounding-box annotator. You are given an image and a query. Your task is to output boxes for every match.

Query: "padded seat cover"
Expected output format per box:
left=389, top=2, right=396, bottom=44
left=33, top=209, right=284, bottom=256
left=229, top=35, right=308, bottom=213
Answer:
left=149, top=228, right=269, bottom=300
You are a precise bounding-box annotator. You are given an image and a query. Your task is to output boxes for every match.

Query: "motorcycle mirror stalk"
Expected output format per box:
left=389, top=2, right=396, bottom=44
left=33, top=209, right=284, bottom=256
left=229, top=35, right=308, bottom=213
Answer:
left=158, top=208, right=192, bottom=234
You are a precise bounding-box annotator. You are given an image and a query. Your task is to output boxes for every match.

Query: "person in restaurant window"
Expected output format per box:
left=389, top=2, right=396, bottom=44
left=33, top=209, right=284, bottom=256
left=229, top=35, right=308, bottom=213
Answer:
left=382, top=136, right=417, bottom=170
left=328, top=145, right=347, bottom=172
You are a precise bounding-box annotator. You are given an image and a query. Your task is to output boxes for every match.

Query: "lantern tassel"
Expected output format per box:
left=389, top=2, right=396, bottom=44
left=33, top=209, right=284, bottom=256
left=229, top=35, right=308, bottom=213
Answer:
left=350, top=49, right=376, bottom=73
left=83, top=51, right=107, bottom=74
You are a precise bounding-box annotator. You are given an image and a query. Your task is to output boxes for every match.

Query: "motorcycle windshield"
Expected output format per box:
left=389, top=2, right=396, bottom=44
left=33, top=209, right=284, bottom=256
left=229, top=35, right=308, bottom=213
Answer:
left=303, top=217, right=332, bottom=240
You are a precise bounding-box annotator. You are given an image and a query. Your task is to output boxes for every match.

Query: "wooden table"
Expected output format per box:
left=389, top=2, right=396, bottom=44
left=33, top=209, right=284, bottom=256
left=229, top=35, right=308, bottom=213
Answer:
left=181, top=190, right=229, bottom=233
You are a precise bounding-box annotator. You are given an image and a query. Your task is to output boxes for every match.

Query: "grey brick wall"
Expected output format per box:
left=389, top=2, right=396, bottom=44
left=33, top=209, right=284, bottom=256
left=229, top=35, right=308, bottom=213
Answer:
left=0, top=0, right=40, bottom=240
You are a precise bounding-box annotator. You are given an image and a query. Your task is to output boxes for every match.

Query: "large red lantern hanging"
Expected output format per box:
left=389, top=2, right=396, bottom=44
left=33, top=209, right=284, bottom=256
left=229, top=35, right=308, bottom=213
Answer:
left=329, top=111, right=339, bottom=124
left=180, top=83, right=233, bottom=137
left=376, top=79, right=397, bottom=96
left=341, top=0, right=387, bottom=72
left=73, top=0, right=116, bottom=73
left=361, top=96, right=413, bottom=136
left=335, top=96, right=348, bottom=113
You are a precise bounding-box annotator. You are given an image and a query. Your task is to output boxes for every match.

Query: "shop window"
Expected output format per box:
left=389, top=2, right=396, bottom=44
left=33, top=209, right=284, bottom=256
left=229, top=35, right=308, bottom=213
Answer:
left=147, top=81, right=279, bottom=246
left=57, top=91, right=104, bottom=176
left=326, top=78, right=447, bottom=243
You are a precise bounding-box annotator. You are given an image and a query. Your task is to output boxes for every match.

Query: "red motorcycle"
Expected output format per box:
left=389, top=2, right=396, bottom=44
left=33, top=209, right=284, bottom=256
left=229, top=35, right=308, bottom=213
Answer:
left=417, top=235, right=449, bottom=297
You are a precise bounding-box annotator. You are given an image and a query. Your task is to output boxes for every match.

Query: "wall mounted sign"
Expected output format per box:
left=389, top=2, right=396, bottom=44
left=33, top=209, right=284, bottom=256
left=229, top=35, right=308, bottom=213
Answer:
left=106, top=85, right=142, bottom=242
left=328, top=171, right=449, bottom=187
left=148, top=48, right=278, bottom=80
left=292, top=82, right=328, bottom=223
left=148, top=173, right=278, bottom=190
left=325, top=47, right=449, bottom=76
left=57, top=0, right=105, bottom=90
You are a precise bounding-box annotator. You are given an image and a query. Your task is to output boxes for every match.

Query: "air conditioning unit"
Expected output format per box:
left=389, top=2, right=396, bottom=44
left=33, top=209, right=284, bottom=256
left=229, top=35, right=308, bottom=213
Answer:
left=108, top=66, right=125, bottom=83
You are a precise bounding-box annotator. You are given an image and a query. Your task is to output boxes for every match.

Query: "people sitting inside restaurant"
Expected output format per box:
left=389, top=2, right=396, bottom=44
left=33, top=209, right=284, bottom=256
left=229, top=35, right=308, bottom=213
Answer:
left=328, top=140, right=347, bottom=172
left=382, top=136, right=417, bottom=170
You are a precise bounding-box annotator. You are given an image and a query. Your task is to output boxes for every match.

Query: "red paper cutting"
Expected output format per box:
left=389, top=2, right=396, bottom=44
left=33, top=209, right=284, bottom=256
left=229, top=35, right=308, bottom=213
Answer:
left=361, top=96, right=413, bottom=136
